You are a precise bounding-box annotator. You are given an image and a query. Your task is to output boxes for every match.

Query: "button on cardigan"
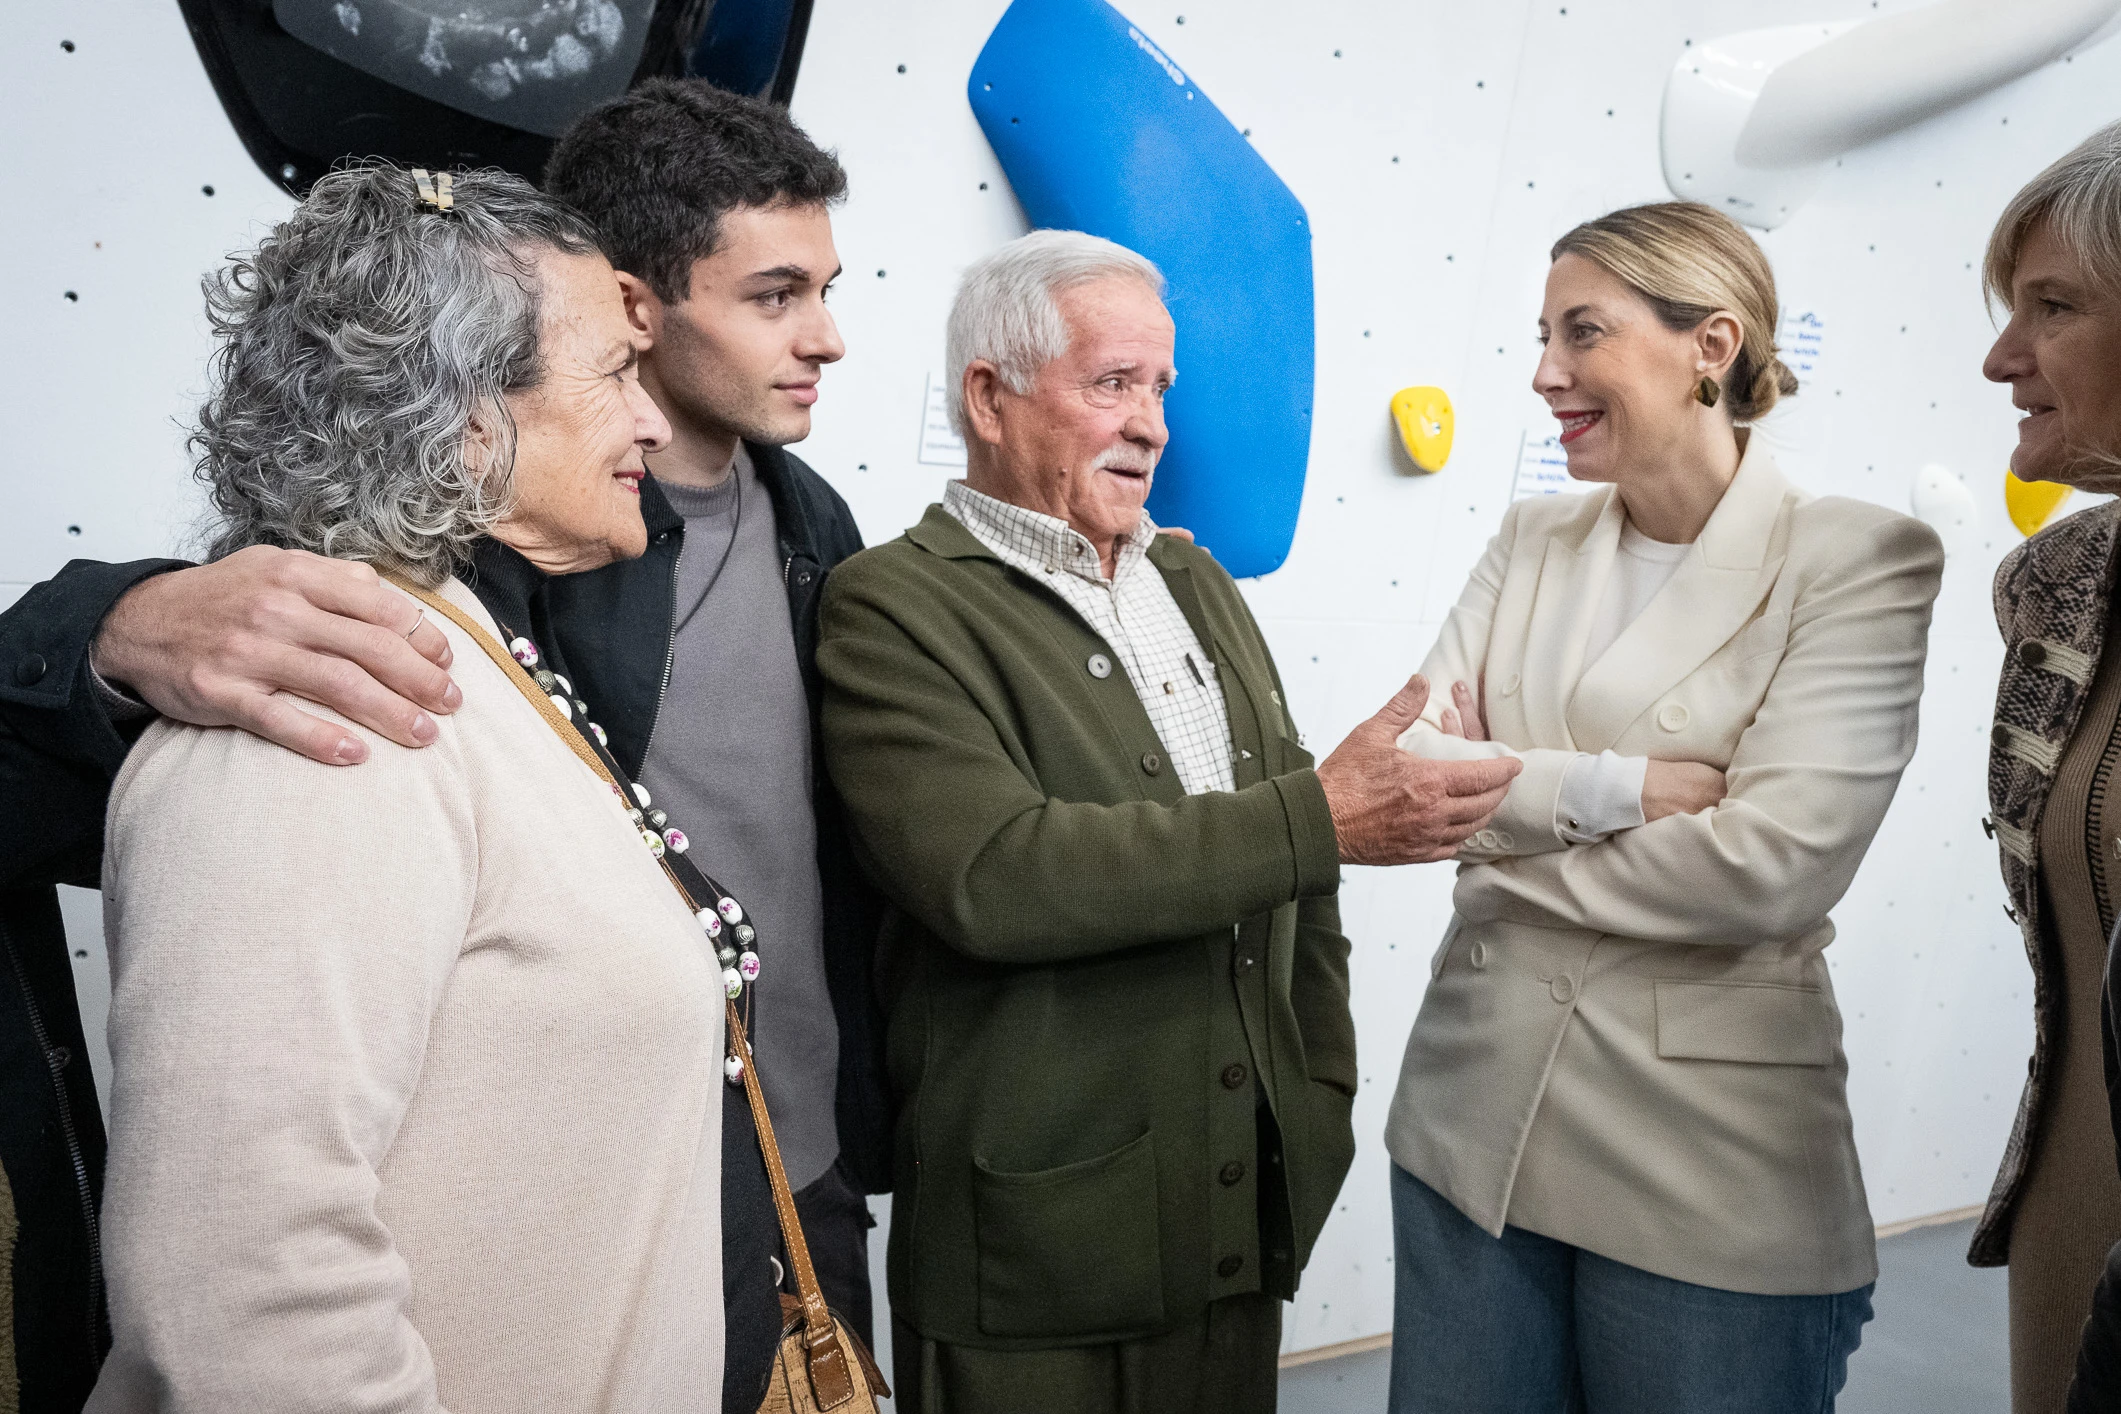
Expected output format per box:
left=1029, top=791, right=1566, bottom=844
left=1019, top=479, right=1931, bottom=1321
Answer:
left=942, top=481, right=1236, bottom=796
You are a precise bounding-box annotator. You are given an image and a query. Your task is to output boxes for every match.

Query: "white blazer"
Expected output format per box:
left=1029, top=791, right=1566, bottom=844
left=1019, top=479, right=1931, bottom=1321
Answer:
left=1386, top=442, right=1944, bottom=1296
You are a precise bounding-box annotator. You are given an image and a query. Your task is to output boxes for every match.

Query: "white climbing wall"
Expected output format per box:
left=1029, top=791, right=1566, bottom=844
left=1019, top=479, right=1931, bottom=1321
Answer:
left=6, top=0, right=2118, bottom=1361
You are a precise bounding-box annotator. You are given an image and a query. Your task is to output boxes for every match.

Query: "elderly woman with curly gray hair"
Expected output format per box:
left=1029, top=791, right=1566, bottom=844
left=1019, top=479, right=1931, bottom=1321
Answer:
left=84, top=165, right=729, bottom=1412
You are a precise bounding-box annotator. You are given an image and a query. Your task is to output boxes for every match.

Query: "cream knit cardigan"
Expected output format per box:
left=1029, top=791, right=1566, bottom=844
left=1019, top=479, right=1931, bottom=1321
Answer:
left=88, top=577, right=724, bottom=1413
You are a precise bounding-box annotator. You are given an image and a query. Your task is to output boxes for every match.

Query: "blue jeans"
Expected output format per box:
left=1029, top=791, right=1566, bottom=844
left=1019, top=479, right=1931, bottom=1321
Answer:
left=1388, top=1163, right=1873, bottom=1414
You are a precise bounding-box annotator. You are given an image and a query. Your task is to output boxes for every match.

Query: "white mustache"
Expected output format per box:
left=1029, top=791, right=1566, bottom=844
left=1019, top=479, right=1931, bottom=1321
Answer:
left=1095, top=449, right=1158, bottom=476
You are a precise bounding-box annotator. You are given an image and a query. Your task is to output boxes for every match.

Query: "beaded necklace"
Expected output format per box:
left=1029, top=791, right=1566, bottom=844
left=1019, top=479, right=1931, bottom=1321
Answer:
left=499, top=621, right=764, bottom=1081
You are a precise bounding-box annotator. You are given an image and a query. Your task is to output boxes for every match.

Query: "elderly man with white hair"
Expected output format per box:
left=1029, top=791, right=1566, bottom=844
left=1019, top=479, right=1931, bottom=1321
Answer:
left=816, top=229, right=1521, bottom=1412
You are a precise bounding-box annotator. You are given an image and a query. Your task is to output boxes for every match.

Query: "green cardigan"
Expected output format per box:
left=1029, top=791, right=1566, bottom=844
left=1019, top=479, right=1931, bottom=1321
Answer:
left=817, top=505, right=1356, bottom=1349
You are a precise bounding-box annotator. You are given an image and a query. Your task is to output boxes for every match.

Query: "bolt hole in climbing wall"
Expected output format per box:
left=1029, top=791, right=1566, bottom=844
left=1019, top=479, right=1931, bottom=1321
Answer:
left=5, top=0, right=2119, bottom=1364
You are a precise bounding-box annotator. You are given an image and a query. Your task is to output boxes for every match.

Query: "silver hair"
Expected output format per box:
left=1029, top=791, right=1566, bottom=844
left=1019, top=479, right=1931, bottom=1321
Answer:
left=1985, top=119, right=2121, bottom=474
left=944, top=229, right=1165, bottom=437
left=1985, top=117, right=2121, bottom=310
left=193, top=162, right=604, bottom=585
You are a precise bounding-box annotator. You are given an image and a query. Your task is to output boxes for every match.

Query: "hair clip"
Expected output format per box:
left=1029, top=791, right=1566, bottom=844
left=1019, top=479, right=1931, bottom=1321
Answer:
left=411, top=168, right=455, bottom=214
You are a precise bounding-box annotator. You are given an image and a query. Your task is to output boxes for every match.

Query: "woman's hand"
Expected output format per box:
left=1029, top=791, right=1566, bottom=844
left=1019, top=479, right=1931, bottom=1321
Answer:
left=1642, top=761, right=1727, bottom=822
left=1439, top=680, right=1487, bottom=740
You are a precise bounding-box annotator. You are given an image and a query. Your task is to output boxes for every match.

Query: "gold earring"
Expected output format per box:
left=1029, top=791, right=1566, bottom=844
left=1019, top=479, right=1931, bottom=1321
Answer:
left=1695, top=375, right=1721, bottom=408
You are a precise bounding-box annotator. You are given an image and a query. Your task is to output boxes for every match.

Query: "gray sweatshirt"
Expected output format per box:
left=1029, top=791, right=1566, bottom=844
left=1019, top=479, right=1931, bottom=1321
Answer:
left=641, top=450, right=839, bottom=1191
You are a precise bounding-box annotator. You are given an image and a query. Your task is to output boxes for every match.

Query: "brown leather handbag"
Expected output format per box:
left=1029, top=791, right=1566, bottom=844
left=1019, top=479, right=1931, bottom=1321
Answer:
left=730, top=1005, right=889, bottom=1413
left=394, top=578, right=887, bottom=1413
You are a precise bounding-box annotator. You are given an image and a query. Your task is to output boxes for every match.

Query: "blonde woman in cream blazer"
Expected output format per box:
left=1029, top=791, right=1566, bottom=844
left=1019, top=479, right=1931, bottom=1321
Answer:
left=1385, top=204, right=1944, bottom=1414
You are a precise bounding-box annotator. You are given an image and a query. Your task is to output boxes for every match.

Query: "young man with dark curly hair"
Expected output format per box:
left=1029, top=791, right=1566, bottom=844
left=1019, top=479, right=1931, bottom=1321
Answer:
left=540, top=80, right=889, bottom=1412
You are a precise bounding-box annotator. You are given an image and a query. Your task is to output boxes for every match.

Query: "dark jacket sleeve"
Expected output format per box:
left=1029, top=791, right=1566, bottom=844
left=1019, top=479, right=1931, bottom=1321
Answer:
left=2069, top=1239, right=2121, bottom=1413
left=0, top=558, right=185, bottom=890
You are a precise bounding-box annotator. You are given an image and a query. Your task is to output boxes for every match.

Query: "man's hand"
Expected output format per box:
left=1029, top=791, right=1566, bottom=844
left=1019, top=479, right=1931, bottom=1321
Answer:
left=1641, top=761, right=1727, bottom=822
left=93, top=547, right=460, bottom=766
left=1316, top=675, right=1523, bottom=865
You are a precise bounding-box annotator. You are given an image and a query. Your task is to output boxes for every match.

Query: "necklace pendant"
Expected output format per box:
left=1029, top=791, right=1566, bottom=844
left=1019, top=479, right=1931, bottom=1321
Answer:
left=738, top=950, right=761, bottom=981
left=721, top=967, right=744, bottom=1000
left=733, top=922, right=756, bottom=947
left=697, top=908, right=723, bottom=938
left=662, top=827, right=689, bottom=854
left=508, top=636, right=539, bottom=667
left=724, top=1052, right=745, bottom=1084
left=717, top=897, right=744, bottom=925
left=589, top=722, right=609, bottom=748
left=641, top=828, right=665, bottom=857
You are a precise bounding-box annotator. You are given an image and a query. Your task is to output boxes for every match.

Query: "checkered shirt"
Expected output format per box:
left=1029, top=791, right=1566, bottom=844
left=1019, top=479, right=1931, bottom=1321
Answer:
left=941, top=481, right=1237, bottom=795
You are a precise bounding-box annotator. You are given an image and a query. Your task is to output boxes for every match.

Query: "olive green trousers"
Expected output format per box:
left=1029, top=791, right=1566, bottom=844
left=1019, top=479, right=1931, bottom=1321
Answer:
left=892, top=1293, right=1282, bottom=1414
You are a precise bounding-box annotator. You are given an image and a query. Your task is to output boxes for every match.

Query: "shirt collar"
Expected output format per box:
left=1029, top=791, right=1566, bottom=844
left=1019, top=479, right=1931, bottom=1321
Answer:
left=941, top=480, right=1159, bottom=587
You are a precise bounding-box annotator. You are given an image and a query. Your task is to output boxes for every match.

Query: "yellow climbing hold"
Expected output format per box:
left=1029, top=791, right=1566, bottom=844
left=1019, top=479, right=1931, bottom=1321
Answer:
left=1391, top=386, right=1454, bottom=473
left=2005, top=471, right=2073, bottom=537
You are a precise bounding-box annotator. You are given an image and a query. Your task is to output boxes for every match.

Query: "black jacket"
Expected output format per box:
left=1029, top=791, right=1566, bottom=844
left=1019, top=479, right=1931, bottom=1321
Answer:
left=2080, top=931, right=2121, bottom=1412
left=0, top=555, right=184, bottom=1411
left=0, top=444, right=885, bottom=1413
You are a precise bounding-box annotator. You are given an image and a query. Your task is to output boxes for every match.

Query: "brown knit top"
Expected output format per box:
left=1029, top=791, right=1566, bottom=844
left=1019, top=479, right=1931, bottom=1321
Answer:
left=2017, top=588, right=2121, bottom=1412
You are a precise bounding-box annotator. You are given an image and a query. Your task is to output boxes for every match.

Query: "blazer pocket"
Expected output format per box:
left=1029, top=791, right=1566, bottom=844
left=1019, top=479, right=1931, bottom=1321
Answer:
left=973, top=1130, right=1165, bottom=1339
left=1654, top=980, right=1835, bottom=1066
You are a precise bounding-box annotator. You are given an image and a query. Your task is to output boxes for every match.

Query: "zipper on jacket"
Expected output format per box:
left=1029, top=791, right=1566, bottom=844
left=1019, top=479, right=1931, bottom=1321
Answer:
left=2, top=919, right=103, bottom=1355
left=637, top=535, right=685, bottom=768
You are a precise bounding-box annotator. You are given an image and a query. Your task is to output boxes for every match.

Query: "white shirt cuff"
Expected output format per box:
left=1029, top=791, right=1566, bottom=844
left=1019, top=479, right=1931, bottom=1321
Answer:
left=1555, top=751, right=1648, bottom=843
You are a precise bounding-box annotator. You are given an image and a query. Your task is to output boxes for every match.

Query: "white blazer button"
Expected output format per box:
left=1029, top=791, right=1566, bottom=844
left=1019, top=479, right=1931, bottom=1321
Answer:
left=1088, top=653, right=1113, bottom=679
left=1551, top=975, right=1577, bottom=1003
left=1501, top=673, right=1521, bottom=696
left=1657, top=702, right=1690, bottom=732
left=1493, top=830, right=1514, bottom=849
left=1468, top=940, right=1488, bottom=969
left=1475, top=830, right=1496, bottom=848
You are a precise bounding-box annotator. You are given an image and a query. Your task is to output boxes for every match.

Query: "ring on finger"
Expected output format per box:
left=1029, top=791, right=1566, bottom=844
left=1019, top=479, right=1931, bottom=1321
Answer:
left=405, top=607, right=426, bottom=640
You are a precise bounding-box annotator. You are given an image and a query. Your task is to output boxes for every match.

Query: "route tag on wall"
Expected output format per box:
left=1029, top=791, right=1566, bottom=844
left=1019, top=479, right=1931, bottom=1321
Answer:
left=1512, top=428, right=1573, bottom=500
left=918, top=371, right=969, bottom=468
left=1777, top=308, right=1826, bottom=378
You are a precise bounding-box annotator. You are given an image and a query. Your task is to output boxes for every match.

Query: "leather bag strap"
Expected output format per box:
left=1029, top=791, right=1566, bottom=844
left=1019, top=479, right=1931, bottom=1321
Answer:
left=389, top=576, right=857, bottom=1406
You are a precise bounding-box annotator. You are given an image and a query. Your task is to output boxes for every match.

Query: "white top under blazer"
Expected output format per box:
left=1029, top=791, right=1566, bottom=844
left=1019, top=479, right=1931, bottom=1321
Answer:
left=1386, top=440, right=1944, bottom=1296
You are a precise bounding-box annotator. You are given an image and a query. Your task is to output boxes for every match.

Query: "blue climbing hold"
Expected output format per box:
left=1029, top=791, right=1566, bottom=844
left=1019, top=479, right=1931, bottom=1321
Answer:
left=970, top=0, right=1315, bottom=577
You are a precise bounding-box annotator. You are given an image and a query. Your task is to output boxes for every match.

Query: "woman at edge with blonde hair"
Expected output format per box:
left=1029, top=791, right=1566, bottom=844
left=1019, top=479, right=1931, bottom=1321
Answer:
left=1382, top=202, right=1944, bottom=1412
left=1960, top=118, right=2121, bottom=1413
